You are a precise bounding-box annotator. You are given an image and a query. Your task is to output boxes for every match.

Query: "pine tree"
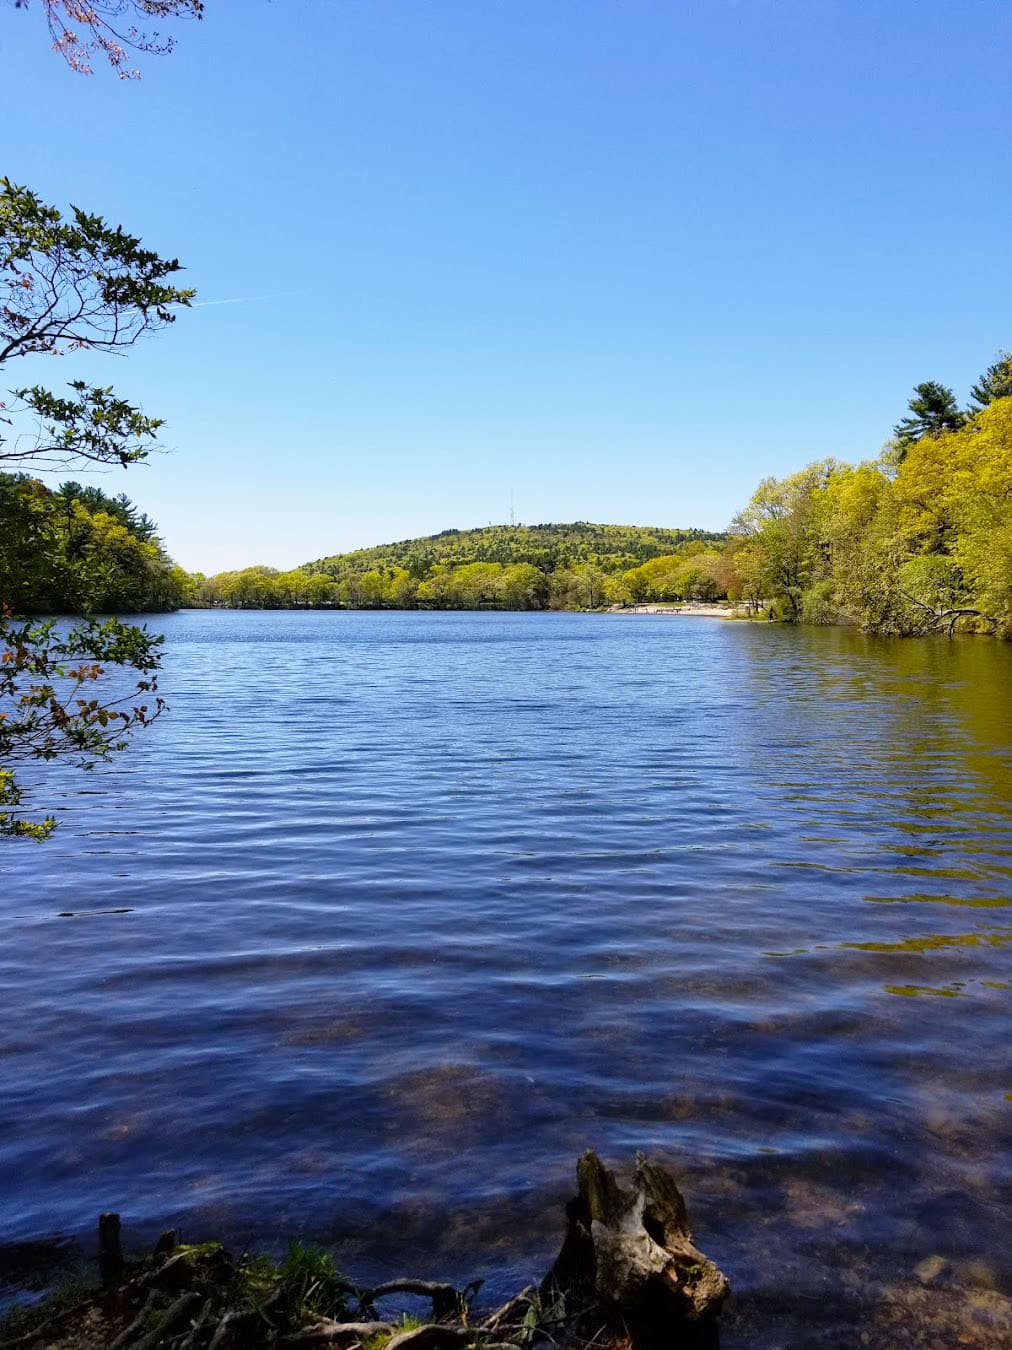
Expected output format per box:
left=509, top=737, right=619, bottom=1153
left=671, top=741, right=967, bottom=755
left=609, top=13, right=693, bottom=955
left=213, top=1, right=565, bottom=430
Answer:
left=893, top=381, right=967, bottom=448
left=970, top=350, right=1012, bottom=410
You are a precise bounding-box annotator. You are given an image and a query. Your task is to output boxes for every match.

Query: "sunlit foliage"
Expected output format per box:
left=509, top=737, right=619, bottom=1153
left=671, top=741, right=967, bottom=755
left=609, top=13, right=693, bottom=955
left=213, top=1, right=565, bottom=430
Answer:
left=725, top=392, right=1012, bottom=637
left=193, top=524, right=728, bottom=612
left=1, top=473, right=189, bottom=614
left=1, top=179, right=191, bottom=836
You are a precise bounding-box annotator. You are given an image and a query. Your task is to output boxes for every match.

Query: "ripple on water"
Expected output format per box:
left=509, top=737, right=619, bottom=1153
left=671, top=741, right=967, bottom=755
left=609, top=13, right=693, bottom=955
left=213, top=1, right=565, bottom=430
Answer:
left=2, top=612, right=1010, bottom=1344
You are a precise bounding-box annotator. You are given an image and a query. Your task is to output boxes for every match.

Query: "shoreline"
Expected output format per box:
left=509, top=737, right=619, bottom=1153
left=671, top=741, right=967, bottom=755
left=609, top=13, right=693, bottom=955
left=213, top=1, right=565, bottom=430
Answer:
left=5, top=1152, right=1011, bottom=1349
left=0, top=1154, right=729, bottom=1350
left=605, top=602, right=741, bottom=618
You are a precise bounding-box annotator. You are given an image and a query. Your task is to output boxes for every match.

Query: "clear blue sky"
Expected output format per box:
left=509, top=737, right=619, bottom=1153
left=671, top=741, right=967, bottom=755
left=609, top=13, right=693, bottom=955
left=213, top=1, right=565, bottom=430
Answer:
left=4, top=0, right=1011, bottom=573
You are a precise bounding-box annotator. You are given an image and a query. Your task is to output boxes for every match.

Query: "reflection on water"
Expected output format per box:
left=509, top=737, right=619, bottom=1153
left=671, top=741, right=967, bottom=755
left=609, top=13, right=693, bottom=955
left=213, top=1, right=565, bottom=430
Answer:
left=1, top=612, right=1010, bottom=1344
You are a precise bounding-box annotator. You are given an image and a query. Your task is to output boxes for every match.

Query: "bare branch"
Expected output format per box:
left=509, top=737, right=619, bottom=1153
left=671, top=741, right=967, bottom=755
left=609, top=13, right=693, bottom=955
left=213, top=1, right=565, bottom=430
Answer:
left=12, top=1, right=204, bottom=78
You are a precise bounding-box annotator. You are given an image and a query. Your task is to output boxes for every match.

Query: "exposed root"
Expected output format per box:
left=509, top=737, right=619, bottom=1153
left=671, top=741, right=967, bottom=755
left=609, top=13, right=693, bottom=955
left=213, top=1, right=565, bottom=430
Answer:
left=0, top=1154, right=727, bottom=1350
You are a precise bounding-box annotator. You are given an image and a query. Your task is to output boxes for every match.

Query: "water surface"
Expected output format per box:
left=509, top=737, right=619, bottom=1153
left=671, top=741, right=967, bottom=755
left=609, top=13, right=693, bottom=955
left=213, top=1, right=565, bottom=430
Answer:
left=2, top=612, right=1010, bottom=1343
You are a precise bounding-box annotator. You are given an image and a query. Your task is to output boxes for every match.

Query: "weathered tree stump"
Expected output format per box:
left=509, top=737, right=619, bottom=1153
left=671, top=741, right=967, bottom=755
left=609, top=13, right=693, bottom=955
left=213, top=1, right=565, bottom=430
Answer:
left=543, top=1151, right=729, bottom=1349
left=4, top=1153, right=730, bottom=1348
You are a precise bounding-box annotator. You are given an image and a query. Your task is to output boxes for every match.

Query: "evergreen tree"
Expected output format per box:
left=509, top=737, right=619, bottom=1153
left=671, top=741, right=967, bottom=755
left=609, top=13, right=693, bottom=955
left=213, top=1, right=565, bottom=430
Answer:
left=970, top=350, right=1012, bottom=410
left=893, top=381, right=967, bottom=449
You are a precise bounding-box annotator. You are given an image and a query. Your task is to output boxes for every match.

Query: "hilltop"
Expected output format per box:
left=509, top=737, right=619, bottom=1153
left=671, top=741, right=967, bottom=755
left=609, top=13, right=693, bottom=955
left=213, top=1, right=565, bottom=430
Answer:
left=191, top=521, right=728, bottom=609
left=304, top=520, right=725, bottom=578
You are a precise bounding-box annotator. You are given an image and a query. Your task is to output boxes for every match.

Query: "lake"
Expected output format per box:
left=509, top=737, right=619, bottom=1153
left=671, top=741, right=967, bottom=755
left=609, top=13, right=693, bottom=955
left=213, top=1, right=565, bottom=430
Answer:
left=2, top=611, right=1010, bottom=1344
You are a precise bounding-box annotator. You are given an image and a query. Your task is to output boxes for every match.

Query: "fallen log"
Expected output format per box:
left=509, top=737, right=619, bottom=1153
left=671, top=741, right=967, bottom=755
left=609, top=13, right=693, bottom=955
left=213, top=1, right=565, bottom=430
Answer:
left=385, top=1328, right=472, bottom=1350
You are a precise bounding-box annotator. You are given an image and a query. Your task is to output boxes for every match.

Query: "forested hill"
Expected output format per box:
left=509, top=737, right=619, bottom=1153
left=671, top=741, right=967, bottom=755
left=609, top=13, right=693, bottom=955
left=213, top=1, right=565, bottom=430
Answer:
left=192, top=522, right=730, bottom=609
left=305, top=521, right=724, bottom=578
left=188, top=351, right=1012, bottom=631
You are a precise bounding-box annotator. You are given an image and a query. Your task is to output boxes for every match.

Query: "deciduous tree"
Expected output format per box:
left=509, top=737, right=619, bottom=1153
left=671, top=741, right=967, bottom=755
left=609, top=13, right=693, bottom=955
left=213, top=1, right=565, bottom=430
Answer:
left=11, top=0, right=203, bottom=77
left=1, top=178, right=193, bottom=469
left=1, top=180, right=191, bottom=836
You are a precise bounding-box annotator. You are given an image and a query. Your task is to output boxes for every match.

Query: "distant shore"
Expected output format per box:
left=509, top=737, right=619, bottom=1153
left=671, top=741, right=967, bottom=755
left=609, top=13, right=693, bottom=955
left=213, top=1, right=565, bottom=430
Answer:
left=606, top=602, right=741, bottom=618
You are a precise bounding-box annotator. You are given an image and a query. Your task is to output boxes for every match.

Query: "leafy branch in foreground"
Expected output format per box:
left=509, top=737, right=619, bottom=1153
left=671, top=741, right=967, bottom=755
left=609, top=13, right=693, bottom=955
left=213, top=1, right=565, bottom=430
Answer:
left=0, top=176, right=193, bottom=469
left=11, top=1, right=204, bottom=78
left=0, top=613, right=164, bottom=837
left=5, top=380, right=165, bottom=468
left=0, top=18, right=194, bottom=839
left=0, top=177, right=193, bottom=363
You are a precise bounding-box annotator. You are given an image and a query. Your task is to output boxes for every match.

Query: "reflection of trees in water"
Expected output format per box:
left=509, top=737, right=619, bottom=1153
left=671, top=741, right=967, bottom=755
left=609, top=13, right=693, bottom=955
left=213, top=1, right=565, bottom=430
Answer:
left=731, top=622, right=1011, bottom=909
left=701, top=625, right=1011, bottom=1342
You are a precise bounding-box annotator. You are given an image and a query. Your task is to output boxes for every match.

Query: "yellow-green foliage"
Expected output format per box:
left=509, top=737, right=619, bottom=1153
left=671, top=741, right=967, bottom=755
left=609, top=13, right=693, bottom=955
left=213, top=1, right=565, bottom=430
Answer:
left=309, top=521, right=719, bottom=575
left=622, top=548, right=727, bottom=602
left=725, top=397, right=1012, bottom=636
left=192, top=523, right=727, bottom=611
left=0, top=473, right=188, bottom=615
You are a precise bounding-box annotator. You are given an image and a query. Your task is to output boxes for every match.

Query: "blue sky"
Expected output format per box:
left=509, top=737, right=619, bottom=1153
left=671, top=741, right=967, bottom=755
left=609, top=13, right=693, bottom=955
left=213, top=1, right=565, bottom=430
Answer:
left=4, top=0, right=1011, bottom=572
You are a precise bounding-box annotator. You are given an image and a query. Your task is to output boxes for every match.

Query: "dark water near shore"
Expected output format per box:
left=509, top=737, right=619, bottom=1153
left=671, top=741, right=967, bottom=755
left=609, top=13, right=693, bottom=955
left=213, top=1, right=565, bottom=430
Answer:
left=2, top=612, right=1010, bottom=1342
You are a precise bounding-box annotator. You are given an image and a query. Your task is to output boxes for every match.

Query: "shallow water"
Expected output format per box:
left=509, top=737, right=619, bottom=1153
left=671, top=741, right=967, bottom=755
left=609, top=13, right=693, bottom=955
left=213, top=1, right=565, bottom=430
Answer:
left=2, top=612, right=1010, bottom=1341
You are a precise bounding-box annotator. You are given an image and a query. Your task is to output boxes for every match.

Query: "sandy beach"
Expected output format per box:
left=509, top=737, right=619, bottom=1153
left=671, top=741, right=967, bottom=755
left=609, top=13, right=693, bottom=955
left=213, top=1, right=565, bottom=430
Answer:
left=607, top=602, right=741, bottom=617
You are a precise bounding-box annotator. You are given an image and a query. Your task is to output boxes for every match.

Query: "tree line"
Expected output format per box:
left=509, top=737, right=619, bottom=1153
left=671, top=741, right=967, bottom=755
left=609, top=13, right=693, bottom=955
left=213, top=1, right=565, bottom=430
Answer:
left=191, top=353, right=1012, bottom=634
left=190, top=527, right=729, bottom=611
left=724, top=353, right=1012, bottom=637
left=1, top=473, right=190, bottom=614
left=5, top=352, right=1008, bottom=634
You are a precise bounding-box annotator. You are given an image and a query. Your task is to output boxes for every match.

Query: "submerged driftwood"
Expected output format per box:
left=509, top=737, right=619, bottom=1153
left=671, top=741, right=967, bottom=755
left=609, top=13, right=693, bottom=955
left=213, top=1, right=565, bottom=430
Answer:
left=0, top=1152, right=728, bottom=1350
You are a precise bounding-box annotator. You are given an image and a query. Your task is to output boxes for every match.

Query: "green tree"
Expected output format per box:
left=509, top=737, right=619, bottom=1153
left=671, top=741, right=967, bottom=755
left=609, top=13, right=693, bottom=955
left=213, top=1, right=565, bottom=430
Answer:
left=893, top=380, right=967, bottom=449
left=719, top=384, right=1012, bottom=638
left=1, top=474, right=183, bottom=613
left=729, top=465, right=830, bottom=621
left=0, top=178, right=193, bottom=468
left=970, top=349, right=1012, bottom=410
left=726, top=540, right=768, bottom=615
left=895, top=397, right=1012, bottom=635
left=1, top=181, right=192, bottom=836
left=498, top=562, right=547, bottom=609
